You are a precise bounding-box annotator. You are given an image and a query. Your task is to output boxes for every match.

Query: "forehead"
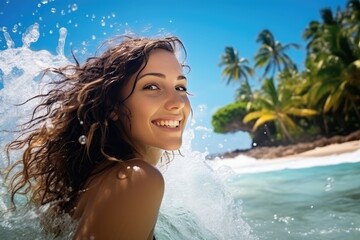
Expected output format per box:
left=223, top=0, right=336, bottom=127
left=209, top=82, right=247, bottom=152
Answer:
left=141, top=49, right=182, bottom=73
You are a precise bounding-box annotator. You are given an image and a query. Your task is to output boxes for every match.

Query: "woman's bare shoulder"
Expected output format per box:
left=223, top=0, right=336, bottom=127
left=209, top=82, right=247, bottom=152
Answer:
left=73, top=159, right=164, bottom=239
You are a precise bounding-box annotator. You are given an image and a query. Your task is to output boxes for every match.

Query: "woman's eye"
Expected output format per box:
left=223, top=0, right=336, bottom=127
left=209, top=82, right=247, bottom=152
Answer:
left=143, top=84, right=159, bottom=90
left=176, top=85, right=187, bottom=92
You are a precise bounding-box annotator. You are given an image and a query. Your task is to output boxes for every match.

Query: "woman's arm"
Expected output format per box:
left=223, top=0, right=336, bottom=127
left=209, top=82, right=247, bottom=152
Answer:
left=73, top=159, right=164, bottom=240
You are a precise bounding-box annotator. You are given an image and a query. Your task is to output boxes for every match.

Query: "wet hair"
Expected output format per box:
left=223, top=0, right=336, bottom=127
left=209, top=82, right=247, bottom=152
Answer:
left=4, top=36, right=187, bottom=220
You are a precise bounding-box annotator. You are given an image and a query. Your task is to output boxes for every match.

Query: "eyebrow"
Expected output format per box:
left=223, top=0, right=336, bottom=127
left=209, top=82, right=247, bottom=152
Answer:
left=138, top=72, right=187, bottom=81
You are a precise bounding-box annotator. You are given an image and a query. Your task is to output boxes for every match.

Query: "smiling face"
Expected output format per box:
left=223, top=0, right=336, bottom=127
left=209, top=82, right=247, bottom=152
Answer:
left=120, top=49, right=190, bottom=161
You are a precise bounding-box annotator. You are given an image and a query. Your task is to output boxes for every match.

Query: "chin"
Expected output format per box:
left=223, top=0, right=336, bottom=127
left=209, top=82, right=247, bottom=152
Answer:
left=161, top=142, right=182, bottom=151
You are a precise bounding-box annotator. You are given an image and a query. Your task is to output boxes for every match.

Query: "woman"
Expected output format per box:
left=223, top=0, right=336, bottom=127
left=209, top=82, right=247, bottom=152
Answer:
left=5, top=36, right=191, bottom=239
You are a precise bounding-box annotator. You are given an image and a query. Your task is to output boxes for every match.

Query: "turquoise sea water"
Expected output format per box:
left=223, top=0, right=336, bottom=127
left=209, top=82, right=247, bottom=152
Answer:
left=226, top=161, right=360, bottom=240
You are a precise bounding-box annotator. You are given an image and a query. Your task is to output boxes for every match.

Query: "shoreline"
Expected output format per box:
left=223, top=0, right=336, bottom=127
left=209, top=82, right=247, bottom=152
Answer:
left=212, top=130, right=360, bottom=160
left=210, top=140, right=360, bottom=174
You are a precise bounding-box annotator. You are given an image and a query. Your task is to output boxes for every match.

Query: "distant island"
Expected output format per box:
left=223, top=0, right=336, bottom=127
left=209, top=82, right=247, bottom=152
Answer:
left=211, top=0, right=360, bottom=158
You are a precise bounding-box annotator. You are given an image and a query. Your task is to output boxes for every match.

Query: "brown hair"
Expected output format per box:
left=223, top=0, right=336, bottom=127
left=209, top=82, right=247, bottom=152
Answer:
left=4, top=36, right=187, bottom=220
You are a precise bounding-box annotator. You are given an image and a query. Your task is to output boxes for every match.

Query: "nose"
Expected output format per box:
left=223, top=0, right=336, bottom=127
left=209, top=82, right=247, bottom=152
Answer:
left=164, top=90, right=186, bottom=111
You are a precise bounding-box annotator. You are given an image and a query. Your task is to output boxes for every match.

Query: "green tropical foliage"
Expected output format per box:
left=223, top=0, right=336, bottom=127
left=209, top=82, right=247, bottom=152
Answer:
left=212, top=0, right=360, bottom=147
left=219, top=47, right=254, bottom=87
left=243, top=78, right=317, bottom=142
left=255, top=29, right=300, bottom=77
left=212, top=101, right=251, bottom=134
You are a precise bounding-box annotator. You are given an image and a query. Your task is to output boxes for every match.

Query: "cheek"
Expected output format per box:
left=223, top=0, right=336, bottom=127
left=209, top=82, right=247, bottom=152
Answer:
left=184, top=99, right=191, bottom=121
left=128, top=104, right=151, bottom=129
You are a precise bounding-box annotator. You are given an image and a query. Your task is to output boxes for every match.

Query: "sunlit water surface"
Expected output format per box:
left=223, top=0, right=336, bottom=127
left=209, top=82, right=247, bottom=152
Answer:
left=223, top=160, right=360, bottom=240
left=1, top=24, right=360, bottom=240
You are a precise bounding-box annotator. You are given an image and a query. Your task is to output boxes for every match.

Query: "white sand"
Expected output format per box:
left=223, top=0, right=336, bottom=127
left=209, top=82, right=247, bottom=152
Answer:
left=284, top=140, right=360, bottom=158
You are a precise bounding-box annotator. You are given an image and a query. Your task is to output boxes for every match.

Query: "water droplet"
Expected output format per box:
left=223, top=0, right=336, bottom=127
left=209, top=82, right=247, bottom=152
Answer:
left=12, top=24, right=18, bottom=33
left=252, top=142, right=257, bottom=147
left=197, top=104, right=207, bottom=112
left=325, top=177, right=334, bottom=192
left=41, top=0, right=49, bottom=4
left=78, top=135, right=86, bottom=145
left=71, top=4, right=78, bottom=12
left=117, top=171, right=127, bottom=180
left=100, top=19, right=106, bottom=27
left=79, top=120, right=83, bottom=125
left=50, top=8, right=56, bottom=13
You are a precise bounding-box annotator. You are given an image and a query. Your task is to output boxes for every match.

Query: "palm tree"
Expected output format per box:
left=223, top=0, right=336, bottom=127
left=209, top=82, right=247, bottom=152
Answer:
left=255, top=29, right=300, bottom=78
left=308, top=55, right=360, bottom=119
left=235, top=80, right=253, bottom=102
left=304, top=5, right=360, bottom=123
left=344, top=0, right=360, bottom=44
left=219, top=47, right=254, bottom=93
left=243, top=78, right=317, bottom=142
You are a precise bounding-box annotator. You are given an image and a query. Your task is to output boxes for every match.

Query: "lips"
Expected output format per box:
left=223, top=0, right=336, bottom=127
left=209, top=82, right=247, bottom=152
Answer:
left=152, top=119, right=181, bottom=128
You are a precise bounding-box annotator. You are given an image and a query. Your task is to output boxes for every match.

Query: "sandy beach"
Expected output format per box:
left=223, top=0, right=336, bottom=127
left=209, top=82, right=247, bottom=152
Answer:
left=211, top=140, right=360, bottom=174
left=281, top=139, right=360, bottom=158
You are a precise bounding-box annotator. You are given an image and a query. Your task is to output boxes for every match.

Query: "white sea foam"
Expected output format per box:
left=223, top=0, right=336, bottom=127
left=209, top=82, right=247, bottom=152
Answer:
left=208, top=148, right=360, bottom=174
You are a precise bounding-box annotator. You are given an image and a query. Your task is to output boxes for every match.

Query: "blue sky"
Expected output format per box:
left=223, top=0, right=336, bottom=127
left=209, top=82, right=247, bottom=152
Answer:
left=0, top=0, right=347, bottom=154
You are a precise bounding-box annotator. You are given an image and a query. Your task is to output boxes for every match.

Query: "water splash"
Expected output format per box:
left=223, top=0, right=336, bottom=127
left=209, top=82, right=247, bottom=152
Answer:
left=2, top=30, right=14, bottom=49
left=0, top=25, right=70, bottom=169
left=22, top=23, right=40, bottom=48
left=157, top=130, right=255, bottom=239
left=56, top=27, right=67, bottom=56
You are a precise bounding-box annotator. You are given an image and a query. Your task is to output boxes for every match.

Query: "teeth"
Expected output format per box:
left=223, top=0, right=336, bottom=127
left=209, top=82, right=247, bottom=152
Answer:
left=155, top=120, right=180, bottom=128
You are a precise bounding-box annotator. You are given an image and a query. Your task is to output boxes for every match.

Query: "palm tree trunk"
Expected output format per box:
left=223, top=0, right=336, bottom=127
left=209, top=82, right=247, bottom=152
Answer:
left=350, top=99, right=360, bottom=120
left=278, top=118, right=294, bottom=143
left=322, top=114, right=329, bottom=135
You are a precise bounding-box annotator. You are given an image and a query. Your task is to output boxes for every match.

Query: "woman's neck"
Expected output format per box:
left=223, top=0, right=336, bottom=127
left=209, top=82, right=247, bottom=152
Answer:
left=135, top=147, right=163, bottom=166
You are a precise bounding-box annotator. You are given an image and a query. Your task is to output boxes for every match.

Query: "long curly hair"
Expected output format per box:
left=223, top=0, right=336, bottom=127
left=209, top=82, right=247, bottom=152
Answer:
left=4, top=36, right=187, bottom=219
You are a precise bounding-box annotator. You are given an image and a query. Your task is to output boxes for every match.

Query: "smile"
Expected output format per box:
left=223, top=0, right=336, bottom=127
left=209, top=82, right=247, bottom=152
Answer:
left=153, top=120, right=181, bottom=128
